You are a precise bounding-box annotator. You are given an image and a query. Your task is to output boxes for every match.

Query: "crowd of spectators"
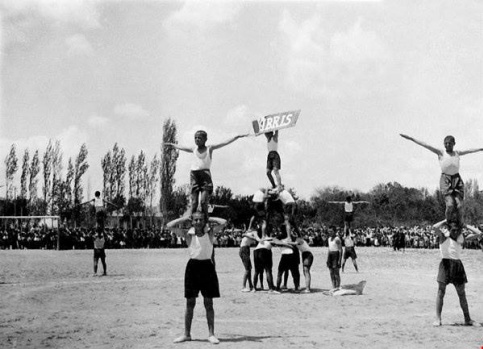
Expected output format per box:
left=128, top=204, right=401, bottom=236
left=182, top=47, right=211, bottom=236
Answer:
left=1, top=223, right=482, bottom=251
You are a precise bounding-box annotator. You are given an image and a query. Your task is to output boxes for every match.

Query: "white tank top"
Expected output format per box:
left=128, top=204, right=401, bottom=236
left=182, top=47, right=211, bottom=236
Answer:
left=94, top=236, right=105, bottom=249
left=278, top=190, right=295, bottom=205
left=280, top=237, right=293, bottom=255
left=253, top=190, right=265, bottom=203
left=344, top=202, right=353, bottom=213
left=94, top=197, right=103, bottom=208
left=254, top=240, right=272, bottom=250
left=267, top=137, right=278, bottom=152
left=439, top=233, right=464, bottom=260
left=296, top=238, right=311, bottom=253
left=344, top=236, right=354, bottom=247
left=328, top=237, right=340, bottom=252
left=240, top=235, right=256, bottom=247
left=439, top=151, right=460, bottom=175
left=188, top=228, right=213, bottom=260
left=191, top=147, right=212, bottom=171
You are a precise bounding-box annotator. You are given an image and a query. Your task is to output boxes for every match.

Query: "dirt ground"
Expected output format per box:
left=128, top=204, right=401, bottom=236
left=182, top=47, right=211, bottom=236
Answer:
left=1, top=247, right=482, bottom=349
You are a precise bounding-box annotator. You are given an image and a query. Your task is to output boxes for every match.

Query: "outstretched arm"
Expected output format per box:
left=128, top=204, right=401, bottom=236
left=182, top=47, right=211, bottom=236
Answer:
left=77, top=199, right=94, bottom=207
left=103, top=199, right=120, bottom=209
left=242, top=230, right=260, bottom=242
left=164, top=143, right=193, bottom=153
left=459, top=148, right=483, bottom=156
left=210, top=134, right=248, bottom=151
left=327, top=201, right=344, bottom=205
left=353, top=201, right=370, bottom=205
left=400, top=134, right=442, bottom=156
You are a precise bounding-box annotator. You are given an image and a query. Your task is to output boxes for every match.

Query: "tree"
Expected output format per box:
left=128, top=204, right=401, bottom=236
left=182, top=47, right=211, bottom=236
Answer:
left=136, top=150, right=147, bottom=200
left=171, top=184, right=190, bottom=217
left=64, top=158, right=75, bottom=207
left=29, top=150, right=40, bottom=201
left=51, top=140, right=63, bottom=214
left=73, top=143, right=89, bottom=205
left=160, top=118, right=179, bottom=221
left=211, top=186, right=233, bottom=205
left=20, top=149, right=30, bottom=199
left=4, top=144, right=18, bottom=201
left=42, top=140, right=54, bottom=210
left=128, top=155, right=136, bottom=199
left=101, top=143, right=127, bottom=206
left=112, top=144, right=126, bottom=201
left=101, top=150, right=112, bottom=199
left=146, top=154, right=160, bottom=216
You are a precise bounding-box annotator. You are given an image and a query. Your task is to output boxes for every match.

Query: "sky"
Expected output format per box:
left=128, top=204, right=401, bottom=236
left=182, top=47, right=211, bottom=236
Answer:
left=1, top=0, right=482, bottom=201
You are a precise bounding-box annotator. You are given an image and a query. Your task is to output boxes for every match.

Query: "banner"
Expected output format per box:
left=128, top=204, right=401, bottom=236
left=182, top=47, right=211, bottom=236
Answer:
left=252, top=109, right=301, bottom=135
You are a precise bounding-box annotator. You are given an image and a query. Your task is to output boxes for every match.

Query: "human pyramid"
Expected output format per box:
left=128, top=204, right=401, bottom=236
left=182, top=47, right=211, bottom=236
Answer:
left=164, top=114, right=367, bottom=345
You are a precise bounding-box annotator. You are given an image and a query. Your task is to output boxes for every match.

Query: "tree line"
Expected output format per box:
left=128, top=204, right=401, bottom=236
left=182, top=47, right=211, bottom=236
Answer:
left=4, top=118, right=483, bottom=228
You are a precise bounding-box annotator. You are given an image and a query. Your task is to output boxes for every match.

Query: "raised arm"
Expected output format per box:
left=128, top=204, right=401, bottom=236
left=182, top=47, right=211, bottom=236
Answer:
left=166, top=216, right=191, bottom=228
left=164, top=142, right=193, bottom=153
left=210, top=134, right=248, bottom=151
left=208, top=217, right=227, bottom=226
left=430, top=219, right=447, bottom=238
left=464, top=224, right=483, bottom=241
left=400, top=134, right=442, bottom=156
left=458, top=148, right=483, bottom=156
left=247, top=216, right=257, bottom=231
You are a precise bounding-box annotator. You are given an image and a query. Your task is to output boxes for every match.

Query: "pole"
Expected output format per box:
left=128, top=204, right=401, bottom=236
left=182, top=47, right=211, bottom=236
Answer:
left=57, top=218, right=60, bottom=251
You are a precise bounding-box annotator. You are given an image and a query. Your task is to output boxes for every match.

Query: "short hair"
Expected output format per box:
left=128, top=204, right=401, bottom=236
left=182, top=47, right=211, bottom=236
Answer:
left=444, top=135, right=455, bottom=143
left=328, top=225, right=336, bottom=231
left=346, top=196, right=352, bottom=202
left=95, top=191, right=101, bottom=197
left=195, top=130, right=207, bottom=139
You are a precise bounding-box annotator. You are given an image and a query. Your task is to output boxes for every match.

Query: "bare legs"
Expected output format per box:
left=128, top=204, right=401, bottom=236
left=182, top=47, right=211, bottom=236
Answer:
left=93, top=257, right=106, bottom=275
left=191, top=190, right=210, bottom=218
left=329, top=268, right=341, bottom=289
left=435, top=282, right=475, bottom=326
left=266, top=168, right=281, bottom=189
left=174, top=297, right=219, bottom=344
left=444, top=195, right=463, bottom=224
left=342, top=257, right=358, bottom=273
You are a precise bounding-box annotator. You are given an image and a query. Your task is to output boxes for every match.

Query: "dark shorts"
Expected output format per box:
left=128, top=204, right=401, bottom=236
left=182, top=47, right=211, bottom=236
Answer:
left=239, top=246, right=252, bottom=271
left=190, top=169, right=214, bottom=194
left=283, top=203, right=296, bottom=217
left=344, top=212, right=354, bottom=223
left=437, top=258, right=467, bottom=285
left=185, top=259, right=220, bottom=299
left=344, top=247, right=357, bottom=260
left=254, top=204, right=267, bottom=219
left=327, top=251, right=340, bottom=269
left=440, top=173, right=464, bottom=199
left=96, top=211, right=106, bottom=227
left=268, top=199, right=284, bottom=216
left=278, top=253, right=294, bottom=272
left=267, top=151, right=281, bottom=170
left=301, top=251, right=314, bottom=268
left=254, top=248, right=272, bottom=272
left=94, top=248, right=106, bottom=259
